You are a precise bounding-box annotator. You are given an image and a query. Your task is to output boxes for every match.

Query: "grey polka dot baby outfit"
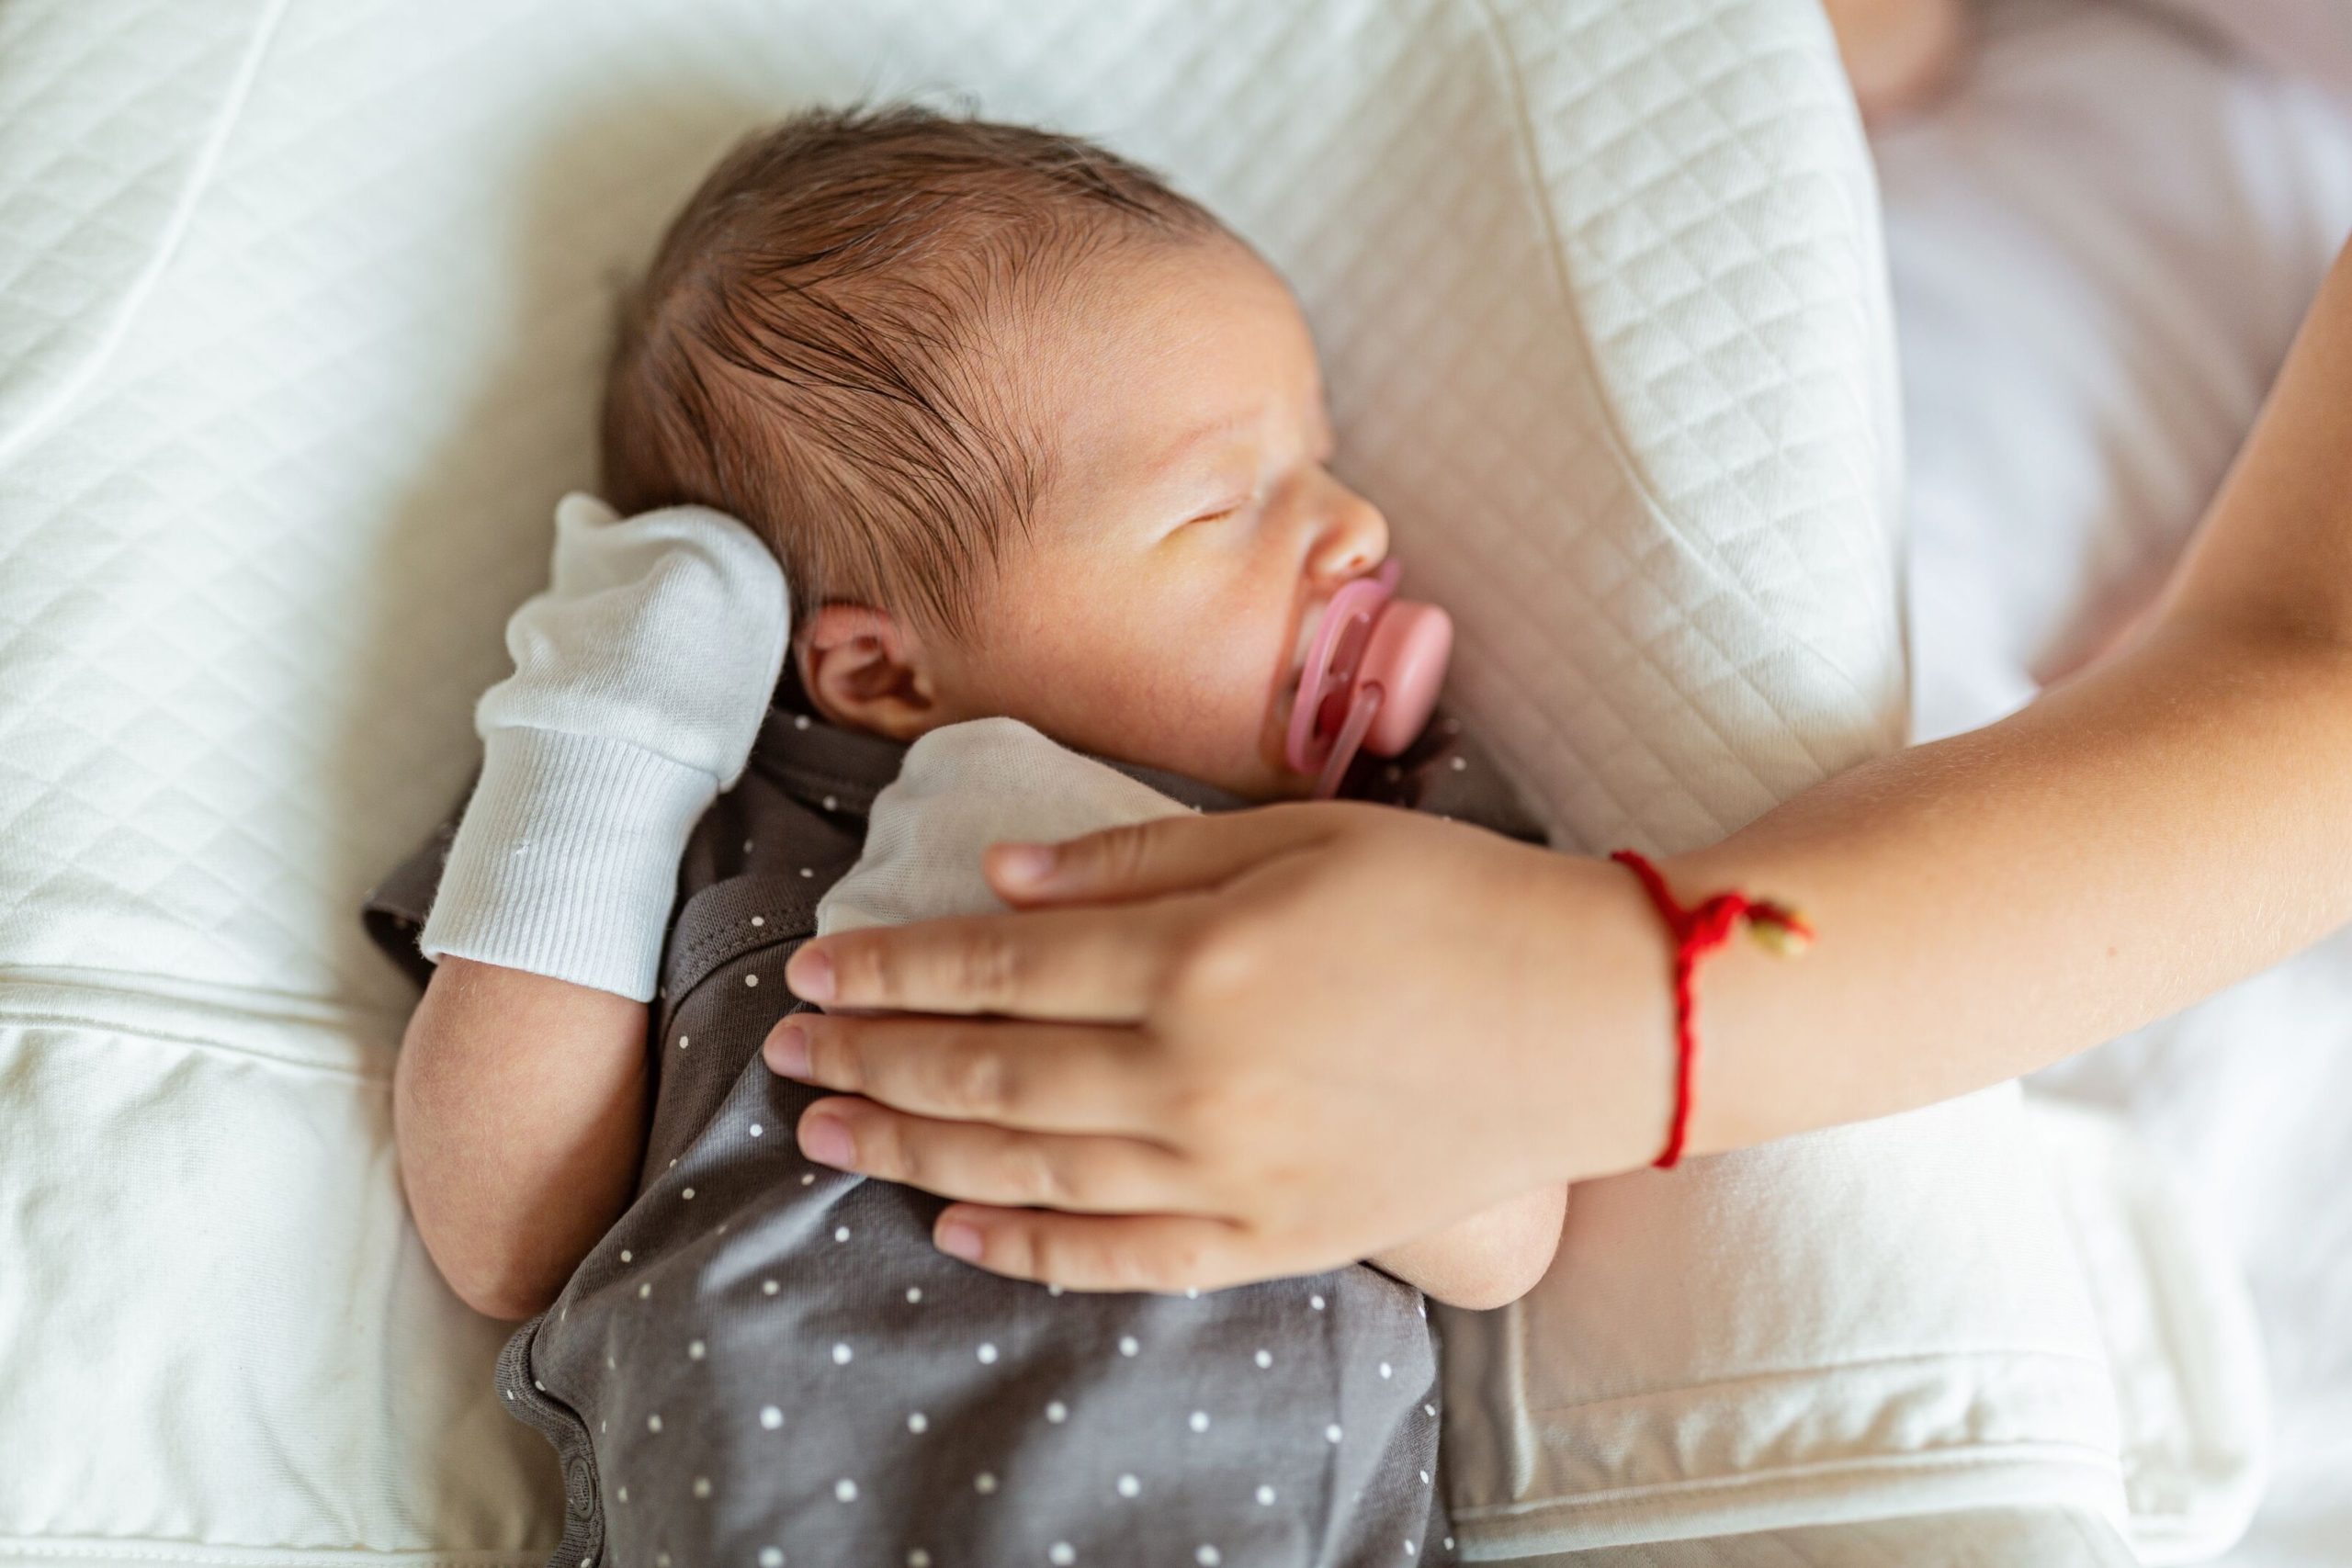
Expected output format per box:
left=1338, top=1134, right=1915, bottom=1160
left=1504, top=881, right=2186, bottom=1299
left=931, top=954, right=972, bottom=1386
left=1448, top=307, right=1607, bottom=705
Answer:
left=366, top=674, right=1547, bottom=1568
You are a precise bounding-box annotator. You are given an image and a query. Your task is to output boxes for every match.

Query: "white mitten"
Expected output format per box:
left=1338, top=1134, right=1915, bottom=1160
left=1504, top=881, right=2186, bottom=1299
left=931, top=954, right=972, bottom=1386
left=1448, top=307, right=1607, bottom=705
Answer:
left=420, top=491, right=787, bottom=1000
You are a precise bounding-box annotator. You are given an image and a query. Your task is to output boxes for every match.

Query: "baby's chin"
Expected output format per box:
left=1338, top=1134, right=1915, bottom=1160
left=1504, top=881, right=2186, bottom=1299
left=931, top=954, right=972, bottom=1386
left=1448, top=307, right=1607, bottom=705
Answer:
left=944, top=684, right=1314, bottom=803
left=1233, top=706, right=1336, bottom=802
left=1101, top=714, right=1317, bottom=804
left=1220, top=757, right=1319, bottom=805
left=1117, top=729, right=1312, bottom=804
left=1224, top=691, right=1320, bottom=801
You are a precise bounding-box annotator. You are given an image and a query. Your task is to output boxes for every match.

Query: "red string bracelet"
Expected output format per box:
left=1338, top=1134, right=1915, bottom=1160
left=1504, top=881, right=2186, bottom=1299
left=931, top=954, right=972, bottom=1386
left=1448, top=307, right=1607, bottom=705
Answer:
left=1607, top=849, right=1815, bottom=1168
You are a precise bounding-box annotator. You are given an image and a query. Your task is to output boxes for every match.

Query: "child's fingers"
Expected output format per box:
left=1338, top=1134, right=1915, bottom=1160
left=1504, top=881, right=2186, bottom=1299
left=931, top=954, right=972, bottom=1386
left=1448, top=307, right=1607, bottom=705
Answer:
left=793, top=1097, right=1187, bottom=1215
left=980, top=801, right=1348, bottom=907
left=927, top=1207, right=1303, bottom=1295
left=783, top=897, right=1195, bottom=1020
left=765, top=1012, right=1166, bottom=1136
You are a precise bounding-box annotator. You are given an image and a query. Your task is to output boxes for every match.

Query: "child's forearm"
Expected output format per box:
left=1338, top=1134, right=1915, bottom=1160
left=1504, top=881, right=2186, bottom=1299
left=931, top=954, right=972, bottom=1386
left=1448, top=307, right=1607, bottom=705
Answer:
left=1655, top=620, right=2352, bottom=1163
left=1654, top=238, right=2352, bottom=1165
left=393, top=956, right=650, bottom=1321
left=1371, top=1183, right=1566, bottom=1311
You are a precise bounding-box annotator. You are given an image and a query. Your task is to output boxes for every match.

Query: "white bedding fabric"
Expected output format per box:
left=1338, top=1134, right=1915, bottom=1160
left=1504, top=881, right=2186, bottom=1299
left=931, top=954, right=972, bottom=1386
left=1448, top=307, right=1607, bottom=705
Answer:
left=0, top=2, right=1929, bottom=1562
left=1878, top=3, right=2352, bottom=1564
left=0, top=0, right=2301, bottom=1562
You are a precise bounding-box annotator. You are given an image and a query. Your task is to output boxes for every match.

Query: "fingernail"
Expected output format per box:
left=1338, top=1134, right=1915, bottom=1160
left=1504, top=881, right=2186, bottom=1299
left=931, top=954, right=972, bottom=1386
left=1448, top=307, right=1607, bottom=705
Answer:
left=764, top=1021, right=810, bottom=1078
left=799, top=1113, right=854, bottom=1168
left=994, top=843, right=1057, bottom=888
left=937, top=1222, right=985, bottom=1261
left=786, top=947, right=834, bottom=1003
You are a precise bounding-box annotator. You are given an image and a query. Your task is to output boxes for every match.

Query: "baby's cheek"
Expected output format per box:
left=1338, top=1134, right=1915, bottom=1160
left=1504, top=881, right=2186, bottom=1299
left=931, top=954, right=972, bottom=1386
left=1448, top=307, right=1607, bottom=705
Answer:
left=1148, top=677, right=1263, bottom=777
left=1001, top=600, right=1293, bottom=793
left=1109, top=657, right=1279, bottom=793
left=1193, top=663, right=1306, bottom=800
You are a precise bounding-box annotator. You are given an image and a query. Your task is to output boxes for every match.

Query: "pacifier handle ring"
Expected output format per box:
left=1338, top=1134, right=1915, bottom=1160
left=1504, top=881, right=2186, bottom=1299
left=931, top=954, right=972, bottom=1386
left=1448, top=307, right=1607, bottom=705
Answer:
left=1311, top=681, right=1385, bottom=799
left=1286, top=559, right=1402, bottom=774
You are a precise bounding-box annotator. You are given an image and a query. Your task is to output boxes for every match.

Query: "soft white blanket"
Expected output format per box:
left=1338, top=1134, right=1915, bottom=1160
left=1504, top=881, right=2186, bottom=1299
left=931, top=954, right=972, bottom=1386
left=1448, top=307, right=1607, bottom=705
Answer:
left=1881, top=3, right=2352, bottom=1562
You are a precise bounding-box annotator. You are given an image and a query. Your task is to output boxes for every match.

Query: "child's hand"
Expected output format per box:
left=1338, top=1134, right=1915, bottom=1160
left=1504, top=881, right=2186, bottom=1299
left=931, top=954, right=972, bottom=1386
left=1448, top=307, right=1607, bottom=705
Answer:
left=765, top=803, right=1667, bottom=1293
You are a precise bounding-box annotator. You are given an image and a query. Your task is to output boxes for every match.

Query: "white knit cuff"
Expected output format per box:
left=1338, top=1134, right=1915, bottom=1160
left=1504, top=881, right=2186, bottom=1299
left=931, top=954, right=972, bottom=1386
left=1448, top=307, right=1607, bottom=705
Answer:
left=418, top=727, right=719, bottom=1001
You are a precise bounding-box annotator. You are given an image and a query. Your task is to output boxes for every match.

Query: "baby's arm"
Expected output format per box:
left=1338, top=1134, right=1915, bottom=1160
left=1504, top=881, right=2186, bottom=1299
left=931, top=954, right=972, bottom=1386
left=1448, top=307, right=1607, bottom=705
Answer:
left=1370, top=1184, right=1566, bottom=1311
left=390, top=494, right=786, bottom=1322
left=395, top=959, right=650, bottom=1321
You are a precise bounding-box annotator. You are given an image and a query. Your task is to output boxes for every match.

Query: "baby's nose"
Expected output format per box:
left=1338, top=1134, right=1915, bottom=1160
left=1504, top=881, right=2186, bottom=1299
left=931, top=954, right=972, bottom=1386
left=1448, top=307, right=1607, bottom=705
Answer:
left=1309, top=484, right=1390, bottom=584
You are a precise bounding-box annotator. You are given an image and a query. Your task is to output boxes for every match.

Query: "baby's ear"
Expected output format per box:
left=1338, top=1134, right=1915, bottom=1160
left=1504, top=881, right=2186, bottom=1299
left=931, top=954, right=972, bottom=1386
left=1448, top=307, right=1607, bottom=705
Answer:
left=797, top=604, right=944, bottom=742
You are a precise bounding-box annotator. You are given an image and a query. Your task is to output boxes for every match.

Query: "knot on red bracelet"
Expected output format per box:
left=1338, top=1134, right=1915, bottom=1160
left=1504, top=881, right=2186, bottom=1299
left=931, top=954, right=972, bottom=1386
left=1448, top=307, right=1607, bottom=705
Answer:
left=1608, top=849, right=1815, bottom=1168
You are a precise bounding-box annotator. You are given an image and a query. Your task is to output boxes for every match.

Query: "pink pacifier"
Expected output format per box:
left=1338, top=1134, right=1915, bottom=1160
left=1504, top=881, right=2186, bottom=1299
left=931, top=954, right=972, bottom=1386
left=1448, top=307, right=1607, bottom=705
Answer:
left=1283, top=559, right=1453, bottom=798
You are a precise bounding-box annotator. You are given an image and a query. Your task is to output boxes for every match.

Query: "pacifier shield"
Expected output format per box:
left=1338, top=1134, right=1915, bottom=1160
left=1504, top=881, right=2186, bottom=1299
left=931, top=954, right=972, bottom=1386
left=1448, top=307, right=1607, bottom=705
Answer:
left=1283, top=561, right=1453, bottom=795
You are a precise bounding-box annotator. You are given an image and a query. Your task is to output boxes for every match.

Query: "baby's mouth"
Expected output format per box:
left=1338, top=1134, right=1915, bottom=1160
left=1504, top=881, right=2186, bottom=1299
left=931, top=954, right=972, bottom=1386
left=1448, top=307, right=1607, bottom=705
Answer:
left=1274, top=560, right=1453, bottom=796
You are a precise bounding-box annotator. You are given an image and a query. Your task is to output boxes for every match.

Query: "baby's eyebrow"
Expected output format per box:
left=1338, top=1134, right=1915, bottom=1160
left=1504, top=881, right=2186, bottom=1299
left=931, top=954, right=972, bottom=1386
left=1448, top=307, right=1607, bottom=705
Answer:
left=1150, top=411, right=1260, bottom=479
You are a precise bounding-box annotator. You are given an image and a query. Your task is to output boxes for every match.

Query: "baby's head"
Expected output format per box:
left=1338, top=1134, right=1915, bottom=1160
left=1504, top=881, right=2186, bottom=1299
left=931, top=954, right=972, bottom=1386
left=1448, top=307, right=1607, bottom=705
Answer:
left=603, top=105, right=1392, bottom=801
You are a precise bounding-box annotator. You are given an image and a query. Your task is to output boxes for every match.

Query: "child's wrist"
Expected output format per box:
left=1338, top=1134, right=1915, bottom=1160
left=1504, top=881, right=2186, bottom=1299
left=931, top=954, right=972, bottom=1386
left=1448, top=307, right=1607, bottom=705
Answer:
left=419, top=727, right=718, bottom=1002
left=1514, top=850, right=1683, bottom=1184
left=1604, top=848, right=1813, bottom=1168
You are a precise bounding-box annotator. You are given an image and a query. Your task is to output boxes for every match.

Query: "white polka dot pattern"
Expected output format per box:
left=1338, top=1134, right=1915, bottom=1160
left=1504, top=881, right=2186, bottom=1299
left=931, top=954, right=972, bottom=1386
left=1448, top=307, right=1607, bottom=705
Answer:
left=516, top=915, right=1449, bottom=1564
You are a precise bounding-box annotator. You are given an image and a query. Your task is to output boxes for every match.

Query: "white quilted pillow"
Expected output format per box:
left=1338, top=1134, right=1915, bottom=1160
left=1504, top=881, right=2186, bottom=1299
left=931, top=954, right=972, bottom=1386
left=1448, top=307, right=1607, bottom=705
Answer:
left=0, top=0, right=2117, bottom=1562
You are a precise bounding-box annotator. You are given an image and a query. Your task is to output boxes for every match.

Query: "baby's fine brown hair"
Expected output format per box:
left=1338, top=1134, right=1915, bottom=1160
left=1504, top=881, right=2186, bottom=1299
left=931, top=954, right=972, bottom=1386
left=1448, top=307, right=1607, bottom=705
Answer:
left=601, top=104, right=1225, bottom=644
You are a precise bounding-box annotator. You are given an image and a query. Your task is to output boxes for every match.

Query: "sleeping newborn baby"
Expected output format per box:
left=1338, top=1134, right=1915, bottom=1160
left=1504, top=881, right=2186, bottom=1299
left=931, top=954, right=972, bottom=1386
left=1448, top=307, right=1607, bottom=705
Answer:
left=368, top=106, right=1560, bottom=1567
